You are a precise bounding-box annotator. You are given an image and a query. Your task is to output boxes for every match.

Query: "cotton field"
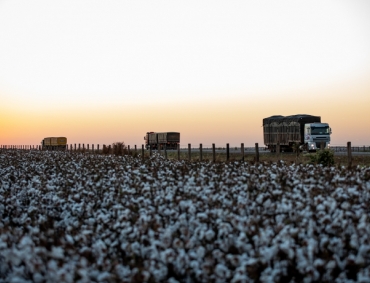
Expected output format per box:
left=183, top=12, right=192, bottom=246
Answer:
left=0, top=150, right=370, bottom=283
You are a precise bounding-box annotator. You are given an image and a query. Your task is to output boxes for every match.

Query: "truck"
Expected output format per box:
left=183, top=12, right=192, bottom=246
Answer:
left=41, top=137, right=67, bottom=150
left=263, top=114, right=331, bottom=152
left=144, top=132, right=180, bottom=150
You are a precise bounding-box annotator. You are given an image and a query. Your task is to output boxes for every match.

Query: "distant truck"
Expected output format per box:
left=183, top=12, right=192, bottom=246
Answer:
left=263, top=114, right=331, bottom=152
left=41, top=137, right=67, bottom=150
left=144, top=132, right=180, bottom=150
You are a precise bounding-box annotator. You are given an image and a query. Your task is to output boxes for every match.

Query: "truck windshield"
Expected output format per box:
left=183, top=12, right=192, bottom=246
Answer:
left=311, top=127, right=329, bottom=135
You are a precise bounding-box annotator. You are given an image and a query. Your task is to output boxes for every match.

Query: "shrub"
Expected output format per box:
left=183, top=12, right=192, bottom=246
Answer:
left=112, top=142, right=127, bottom=156
left=308, top=149, right=335, bottom=167
left=102, top=144, right=109, bottom=154
left=292, top=142, right=300, bottom=160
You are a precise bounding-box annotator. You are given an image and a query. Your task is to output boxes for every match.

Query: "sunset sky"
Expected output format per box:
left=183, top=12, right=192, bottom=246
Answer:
left=1, top=0, right=369, bottom=147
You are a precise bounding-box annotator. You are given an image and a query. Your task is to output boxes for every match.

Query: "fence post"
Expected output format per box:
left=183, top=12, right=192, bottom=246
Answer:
left=158, top=144, right=160, bottom=155
left=135, top=145, right=137, bottom=156
left=212, top=143, right=216, bottom=162
left=164, top=144, right=167, bottom=160
left=188, top=144, right=191, bottom=161
left=78, top=144, right=81, bottom=151
left=320, top=141, right=325, bottom=150
left=142, top=144, right=144, bottom=161
left=347, top=141, right=352, bottom=168
left=241, top=143, right=244, bottom=161
left=128, top=145, right=130, bottom=156
left=200, top=143, right=203, bottom=162
left=276, top=142, right=280, bottom=155
left=177, top=143, right=180, bottom=161
left=226, top=143, right=229, bottom=161
left=150, top=145, right=152, bottom=157
left=92, top=144, right=94, bottom=153
left=255, top=143, right=259, bottom=162
left=87, top=144, right=89, bottom=152
left=97, top=144, right=99, bottom=153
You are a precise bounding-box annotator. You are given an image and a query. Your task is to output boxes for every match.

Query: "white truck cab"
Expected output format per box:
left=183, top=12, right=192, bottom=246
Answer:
left=304, top=123, right=331, bottom=151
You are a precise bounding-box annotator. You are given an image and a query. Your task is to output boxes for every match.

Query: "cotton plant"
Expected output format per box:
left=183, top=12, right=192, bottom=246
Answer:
left=0, top=150, right=370, bottom=282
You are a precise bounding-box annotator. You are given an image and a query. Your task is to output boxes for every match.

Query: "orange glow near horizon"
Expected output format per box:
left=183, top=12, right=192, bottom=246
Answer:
left=2, top=74, right=369, bottom=147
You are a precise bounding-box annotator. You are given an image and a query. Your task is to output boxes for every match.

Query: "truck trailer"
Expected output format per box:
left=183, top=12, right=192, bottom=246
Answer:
left=41, top=137, right=67, bottom=150
left=144, top=132, right=180, bottom=150
left=263, top=114, right=331, bottom=152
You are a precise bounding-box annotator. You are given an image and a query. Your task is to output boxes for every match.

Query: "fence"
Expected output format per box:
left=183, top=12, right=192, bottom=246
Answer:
left=0, top=142, right=368, bottom=167
left=0, top=143, right=262, bottom=162
left=330, top=146, right=370, bottom=152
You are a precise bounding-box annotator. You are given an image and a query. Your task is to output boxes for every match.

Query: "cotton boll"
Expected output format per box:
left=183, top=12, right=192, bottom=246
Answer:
left=196, top=246, right=206, bottom=259
left=205, top=229, right=215, bottom=241
left=50, top=246, right=64, bottom=259
left=97, top=271, right=111, bottom=282
left=214, top=263, right=231, bottom=281
left=33, top=273, right=44, bottom=283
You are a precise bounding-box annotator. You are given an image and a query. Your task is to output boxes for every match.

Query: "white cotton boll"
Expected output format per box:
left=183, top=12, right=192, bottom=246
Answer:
left=272, top=189, right=282, bottom=196
left=18, top=236, right=33, bottom=249
left=77, top=268, right=89, bottom=281
left=115, top=264, right=132, bottom=280
left=47, top=259, right=58, bottom=272
left=259, top=267, right=274, bottom=283
left=279, top=240, right=295, bottom=260
left=188, top=250, right=197, bottom=259
left=329, top=200, right=337, bottom=213
left=5, top=250, right=22, bottom=266
left=168, top=277, right=180, bottom=283
left=320, top=236, right=329, bottom=250
left=161, top=230, right=172, bottom=249
left=87, top=218, right=95, bottom=226
left=46, top=184, right=55, bottom=190
left=256, top=194, right=264, bottom=205
left=7, top=275, right=29, bottom=283
left=50, top=246, right=64, bottom=259
left=65, top=234, right=75, bottom=245
left=129, top=241, right=141, bottom=256
left=33, top=273, right=44, bottom=283
left=326, top=260, right=336, bottom=269
left=340, top=201, right=350, bottom=210
left=205, top=229, right=215, bottom=241
left=350, top=234, right=359, bottom=249
left=0, top=238, right=7, bottom=249
left=175, top=249, right=189, bottom=275
left=355, top=254, right=365, bottom=265
left=196, top=212, right=208, bottom=220
left=197, top=246, right=205, bottom=259
left=357, top=215, right=367, bottom=230
left=27, top=205, right=37, bottom=214
left=215, top=263, right=230, bottom=280
left=263, top=199, right=271, bottom=209
left=92, top=239, right=107, bottom=254
left=97, top=272, right=111, bottom=281
left=357, top=268, right=370, bottom=283
left=313, top=258, right=325, bottom=268
left=316, top=204, right=325, bottom=211
left=160, top=248, right=176, bottom=264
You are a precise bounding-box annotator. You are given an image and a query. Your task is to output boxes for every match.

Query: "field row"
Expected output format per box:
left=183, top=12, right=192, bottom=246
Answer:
left=0, top=151, right=370, bottom=282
